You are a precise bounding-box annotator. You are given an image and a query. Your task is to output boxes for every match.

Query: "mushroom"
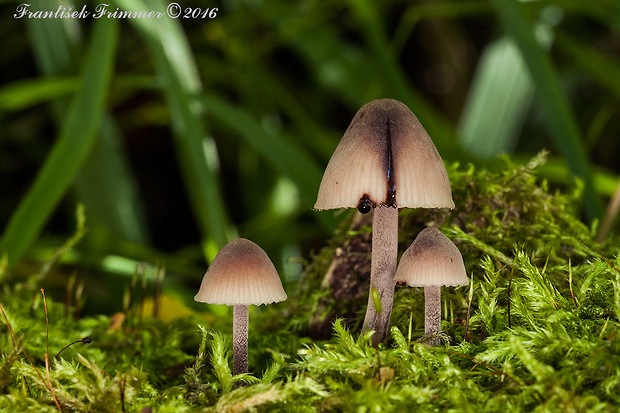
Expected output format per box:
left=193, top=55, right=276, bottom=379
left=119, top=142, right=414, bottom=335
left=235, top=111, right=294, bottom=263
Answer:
left=394, top=227, right=468, bottom=346
left=315, top=98, right=453, bottom=345
left=194, top=238, right=287, bottom=375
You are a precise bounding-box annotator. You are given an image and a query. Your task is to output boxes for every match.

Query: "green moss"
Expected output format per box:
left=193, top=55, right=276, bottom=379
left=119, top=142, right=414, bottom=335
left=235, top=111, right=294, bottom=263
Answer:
left=1, top=154, right=620, bottom=411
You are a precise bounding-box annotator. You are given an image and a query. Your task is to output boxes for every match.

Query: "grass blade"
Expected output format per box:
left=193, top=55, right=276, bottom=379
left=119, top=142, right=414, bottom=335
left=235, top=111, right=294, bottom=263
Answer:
left=0, top=77, right=79, bottom=113
left=458, top=37, right=534, bottom=158
left=25, top=0, right=150, bottom=249
left=0, top=17, right=119, bottom=267
left=270, top=0, right=470, bottom=162
left=74, top=118, right=150, bottom=244
left=555, top=32, right=620, bottom=99
left=200, top=95, right=323, bottom=206
left=489, top=0, right=604, bottom=221
left=345, top=0, right=467, bottom=161
left=117, top=0, right=234, bottom=259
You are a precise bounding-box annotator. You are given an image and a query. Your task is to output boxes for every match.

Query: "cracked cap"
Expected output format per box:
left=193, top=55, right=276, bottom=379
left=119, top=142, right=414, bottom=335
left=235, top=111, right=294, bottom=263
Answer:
left=314, top=98, right=454, bottom=211
left=194, top=238, right=287, bottom=306
left=394, top=227, right=468, bottom=287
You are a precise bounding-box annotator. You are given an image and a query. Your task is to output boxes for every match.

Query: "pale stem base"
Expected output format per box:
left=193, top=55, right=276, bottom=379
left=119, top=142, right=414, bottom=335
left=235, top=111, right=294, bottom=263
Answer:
left=424, top=286, right=442, bottom=346
left=233, top=304, right=249, bottom=376
left=362, top=206, right=398, bottom=346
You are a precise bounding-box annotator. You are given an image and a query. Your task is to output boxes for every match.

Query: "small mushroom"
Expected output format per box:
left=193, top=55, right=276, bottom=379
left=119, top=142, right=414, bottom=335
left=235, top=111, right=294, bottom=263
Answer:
left=194, top=238, right=287, bottom=375
left=394, top=227, right=467, bottom=346
left=315, top=99, right=453, bottom=345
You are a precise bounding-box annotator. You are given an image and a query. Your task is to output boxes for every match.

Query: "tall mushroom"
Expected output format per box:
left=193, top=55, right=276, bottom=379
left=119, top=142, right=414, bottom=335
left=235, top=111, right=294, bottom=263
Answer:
left=394, top=227, right=468, bottom=346
left=315, top=98, right=454, bottom=345
left=194, top=238, right=287, bottom=375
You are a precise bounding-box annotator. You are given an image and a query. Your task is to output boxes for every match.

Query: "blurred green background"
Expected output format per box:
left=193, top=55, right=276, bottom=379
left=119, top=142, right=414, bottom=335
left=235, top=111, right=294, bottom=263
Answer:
left=1, top=0, right=619, bottom=315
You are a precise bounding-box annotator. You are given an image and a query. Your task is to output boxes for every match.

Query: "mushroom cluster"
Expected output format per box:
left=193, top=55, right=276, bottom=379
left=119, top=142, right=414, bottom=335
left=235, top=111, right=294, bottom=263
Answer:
left=194, top=98, right=467, bottom=379
left=314, top=98, right=456, bottom=345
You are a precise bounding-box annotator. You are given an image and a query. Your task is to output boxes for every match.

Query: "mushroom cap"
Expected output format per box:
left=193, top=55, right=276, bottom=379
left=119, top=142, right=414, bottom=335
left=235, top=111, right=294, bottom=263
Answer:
left=314, top=98, right=454, bottom=211
left=394, top=227, right=468, bottom=287
left=194, top=238, right=287, bottom=306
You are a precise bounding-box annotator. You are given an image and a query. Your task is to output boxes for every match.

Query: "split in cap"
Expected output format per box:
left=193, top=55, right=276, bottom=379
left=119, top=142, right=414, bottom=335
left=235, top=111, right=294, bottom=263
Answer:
left=314, top=98, right=454, bottom=211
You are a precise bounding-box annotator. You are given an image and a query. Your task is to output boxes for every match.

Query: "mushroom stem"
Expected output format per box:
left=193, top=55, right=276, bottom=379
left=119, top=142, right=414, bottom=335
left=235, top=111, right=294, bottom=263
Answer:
left=232, top=304, right=249, bottom=375
left=424, top=285, right=442, bottom=346
left=362, top=205, right=398, bottom=345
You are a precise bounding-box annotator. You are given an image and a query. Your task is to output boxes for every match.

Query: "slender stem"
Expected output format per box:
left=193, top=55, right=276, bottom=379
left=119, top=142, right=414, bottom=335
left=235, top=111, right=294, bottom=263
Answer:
left=362, top=206, right=398, bottom=345
left=232, top=304, right=249, bottom=376
left=596, top=175, right=620, bottom=242
left=55, top=337, right=92, bottom=359
left=425, top=286, right=442, bottom=346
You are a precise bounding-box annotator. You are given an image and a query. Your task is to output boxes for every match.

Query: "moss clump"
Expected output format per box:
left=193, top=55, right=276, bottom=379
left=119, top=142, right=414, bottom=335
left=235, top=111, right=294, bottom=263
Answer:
left=2, top=153, right=620, bottom=411
left=290, top=153, right=618, bottom=338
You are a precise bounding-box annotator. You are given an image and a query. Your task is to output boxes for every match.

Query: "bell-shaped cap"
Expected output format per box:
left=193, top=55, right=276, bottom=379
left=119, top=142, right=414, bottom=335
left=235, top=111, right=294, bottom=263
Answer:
left=314, top=98, right=454, bottom=211
left=394, top=227, right=468, bottom=287
left=194, top=238, right=287, bottom=306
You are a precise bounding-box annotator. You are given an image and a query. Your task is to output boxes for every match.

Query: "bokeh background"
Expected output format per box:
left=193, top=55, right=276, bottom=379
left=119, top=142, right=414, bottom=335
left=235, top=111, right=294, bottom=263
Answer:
left=1, top=0, right=619, bottom=315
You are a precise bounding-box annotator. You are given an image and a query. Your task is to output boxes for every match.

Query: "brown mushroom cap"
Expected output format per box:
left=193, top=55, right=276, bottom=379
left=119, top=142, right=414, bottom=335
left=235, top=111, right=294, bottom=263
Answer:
left=394, top=227, right=468, bottom=287
left=314, top=98, right=454, bottom=211
left=194, top=238, right=287, bottom=306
